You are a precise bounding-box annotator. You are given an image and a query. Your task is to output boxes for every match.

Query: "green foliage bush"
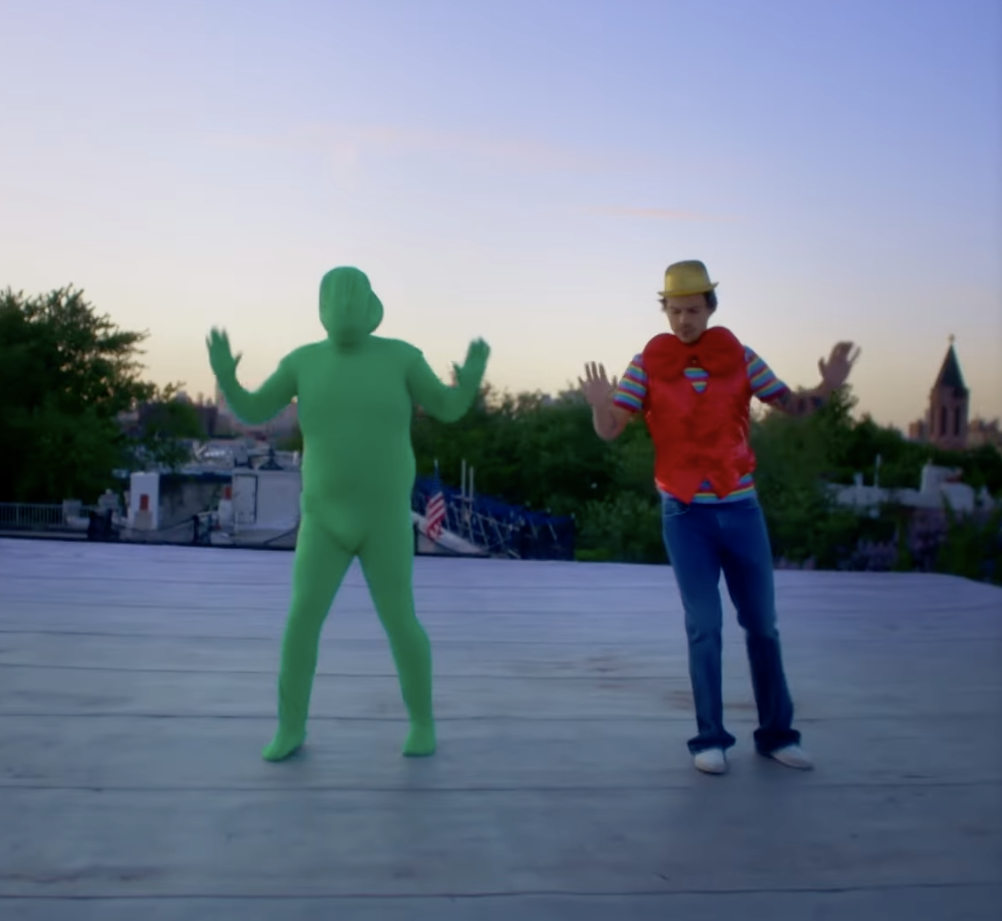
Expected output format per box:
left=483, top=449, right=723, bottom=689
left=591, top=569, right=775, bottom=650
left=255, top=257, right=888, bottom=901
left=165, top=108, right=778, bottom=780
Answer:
left=0, top=286, right=203, bottom=502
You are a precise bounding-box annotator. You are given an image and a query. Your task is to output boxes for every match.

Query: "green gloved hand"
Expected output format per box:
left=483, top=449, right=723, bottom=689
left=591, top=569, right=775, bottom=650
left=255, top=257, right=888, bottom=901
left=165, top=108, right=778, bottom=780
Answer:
left=206, top=327, right=242, bottom=383
left=452, top=338, right=491, bottom=393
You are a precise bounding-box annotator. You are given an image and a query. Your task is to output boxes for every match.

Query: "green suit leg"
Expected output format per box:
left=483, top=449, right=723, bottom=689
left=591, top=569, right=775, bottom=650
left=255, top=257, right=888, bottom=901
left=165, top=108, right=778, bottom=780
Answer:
left=265, top=509, right=434, bottom=761
left=262, top=515, right=354, bottom=761
left=359, top=508, right=435, bottom=755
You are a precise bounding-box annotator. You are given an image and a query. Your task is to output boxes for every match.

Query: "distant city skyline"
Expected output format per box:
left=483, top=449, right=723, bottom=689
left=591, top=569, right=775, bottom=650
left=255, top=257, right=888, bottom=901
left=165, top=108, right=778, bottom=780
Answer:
left=2, top=0, right=999, bottom=431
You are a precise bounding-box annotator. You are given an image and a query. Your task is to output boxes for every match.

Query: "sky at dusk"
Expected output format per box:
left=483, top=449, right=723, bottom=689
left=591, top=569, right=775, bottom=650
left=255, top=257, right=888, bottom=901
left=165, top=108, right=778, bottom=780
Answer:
left=2, top=0, right=1000, bottom=430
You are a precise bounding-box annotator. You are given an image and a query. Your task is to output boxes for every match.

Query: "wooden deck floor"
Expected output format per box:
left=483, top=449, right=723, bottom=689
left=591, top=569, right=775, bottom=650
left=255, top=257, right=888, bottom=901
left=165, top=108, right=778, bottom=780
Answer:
left=1, top=537, right=1000, bottom=919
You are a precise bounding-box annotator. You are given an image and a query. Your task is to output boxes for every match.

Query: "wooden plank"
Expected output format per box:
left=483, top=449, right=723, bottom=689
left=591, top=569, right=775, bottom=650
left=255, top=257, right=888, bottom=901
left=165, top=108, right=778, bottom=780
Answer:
left=6, top=886, right=1002, bottom=921
left=2, top=785, right=1000, bottom=898
left=2, top=629, right=1000, bottom=686
left=2, top=603, right=998, bottom=648
left=1, top=715, right=999, bottom=791
left=3, top=568, right=1000, bottom=614
left=2, top=660, right=999, bottom=721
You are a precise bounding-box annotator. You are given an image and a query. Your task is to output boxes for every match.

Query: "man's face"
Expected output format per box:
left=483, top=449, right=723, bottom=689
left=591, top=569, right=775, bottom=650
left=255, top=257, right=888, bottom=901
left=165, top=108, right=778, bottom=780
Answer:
left=662, top=293, right=713, bottom=343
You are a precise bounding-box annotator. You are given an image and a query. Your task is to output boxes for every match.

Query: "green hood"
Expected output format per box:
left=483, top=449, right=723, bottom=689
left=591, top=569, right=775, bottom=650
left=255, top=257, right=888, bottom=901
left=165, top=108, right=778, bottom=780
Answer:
left=319, top=266, right=384, bottom=347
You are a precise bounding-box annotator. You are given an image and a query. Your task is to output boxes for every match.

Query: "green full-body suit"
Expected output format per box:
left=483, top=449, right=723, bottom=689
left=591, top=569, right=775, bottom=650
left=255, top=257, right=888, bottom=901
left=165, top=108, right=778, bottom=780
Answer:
left=206, top=267, right=490, bottom=761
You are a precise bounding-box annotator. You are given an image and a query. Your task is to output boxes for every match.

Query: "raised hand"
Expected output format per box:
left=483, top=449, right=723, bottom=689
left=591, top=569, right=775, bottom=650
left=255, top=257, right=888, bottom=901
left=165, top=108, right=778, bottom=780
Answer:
left=206, top=327, right=242, bottom=382
left=452, top=337, right=491, bottom=388
left=818, top=341, right=861, bottom=391
left=578, top=361, right=618, bottom=408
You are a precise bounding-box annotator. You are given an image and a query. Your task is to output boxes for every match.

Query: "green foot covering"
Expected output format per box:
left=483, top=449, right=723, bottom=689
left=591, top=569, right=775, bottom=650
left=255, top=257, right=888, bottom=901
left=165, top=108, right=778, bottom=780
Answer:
left=206, top=266, right=490, bottom=762
left=402, top=723, right=437, bottom=757
left=261, top=729, right=306, bottom=762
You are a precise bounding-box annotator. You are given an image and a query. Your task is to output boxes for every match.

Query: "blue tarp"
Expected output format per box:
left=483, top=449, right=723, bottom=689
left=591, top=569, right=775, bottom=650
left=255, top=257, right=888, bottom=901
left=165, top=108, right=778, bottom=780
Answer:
left=412, top=476, right=575, bottom=560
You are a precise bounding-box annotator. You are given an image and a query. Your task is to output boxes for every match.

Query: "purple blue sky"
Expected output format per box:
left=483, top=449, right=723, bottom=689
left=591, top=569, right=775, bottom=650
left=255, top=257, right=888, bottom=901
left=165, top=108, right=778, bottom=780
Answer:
left=2, top=0, right=1000, bottom=429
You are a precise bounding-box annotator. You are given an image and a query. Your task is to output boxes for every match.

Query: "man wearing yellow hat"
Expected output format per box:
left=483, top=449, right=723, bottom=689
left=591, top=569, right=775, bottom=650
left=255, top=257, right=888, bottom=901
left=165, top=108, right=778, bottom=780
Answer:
left=580, top=260, right=859, bottom=775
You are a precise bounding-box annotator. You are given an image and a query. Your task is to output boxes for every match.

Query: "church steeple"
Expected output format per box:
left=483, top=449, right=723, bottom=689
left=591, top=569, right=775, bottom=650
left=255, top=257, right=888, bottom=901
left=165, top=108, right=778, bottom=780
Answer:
left=927, top=337, right=969, bottom=450
left=933, top=335, right=968, bottom=397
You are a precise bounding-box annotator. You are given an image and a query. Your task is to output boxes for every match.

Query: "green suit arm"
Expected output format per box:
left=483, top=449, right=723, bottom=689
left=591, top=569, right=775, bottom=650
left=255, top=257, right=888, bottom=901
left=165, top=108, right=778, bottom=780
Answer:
left=406, top=339, right=490, bottom=423
left=207, top=328, right=297, bottom=424
left=218, top=361, right=297, bottom=425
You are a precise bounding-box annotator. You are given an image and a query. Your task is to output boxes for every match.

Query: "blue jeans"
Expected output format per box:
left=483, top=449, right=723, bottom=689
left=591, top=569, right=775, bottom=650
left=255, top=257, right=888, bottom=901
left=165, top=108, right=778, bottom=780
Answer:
left=660, top=492, right=801, bottom=755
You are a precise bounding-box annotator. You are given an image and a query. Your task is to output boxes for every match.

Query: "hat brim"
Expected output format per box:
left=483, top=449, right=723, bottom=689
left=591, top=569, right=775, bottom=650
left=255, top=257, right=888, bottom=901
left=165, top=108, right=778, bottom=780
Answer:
left=658, top=281, right=718, bottom=297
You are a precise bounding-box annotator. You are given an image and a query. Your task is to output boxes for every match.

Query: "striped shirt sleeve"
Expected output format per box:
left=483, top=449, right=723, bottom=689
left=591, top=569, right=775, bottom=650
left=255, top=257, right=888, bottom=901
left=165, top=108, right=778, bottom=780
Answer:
left=745, top=346, right=790, bottom=403
left=613, top=354, right=647, bottom=413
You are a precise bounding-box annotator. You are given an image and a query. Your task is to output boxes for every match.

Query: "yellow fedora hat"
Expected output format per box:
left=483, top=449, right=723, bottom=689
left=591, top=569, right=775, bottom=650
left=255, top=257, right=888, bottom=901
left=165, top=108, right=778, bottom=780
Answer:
left=658, top=260, right=718, bottom=297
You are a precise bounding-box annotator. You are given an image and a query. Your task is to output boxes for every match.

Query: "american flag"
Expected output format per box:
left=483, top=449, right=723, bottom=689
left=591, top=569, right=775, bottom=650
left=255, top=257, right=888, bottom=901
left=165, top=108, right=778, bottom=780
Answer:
left=425, top=470, right=446, bottom=541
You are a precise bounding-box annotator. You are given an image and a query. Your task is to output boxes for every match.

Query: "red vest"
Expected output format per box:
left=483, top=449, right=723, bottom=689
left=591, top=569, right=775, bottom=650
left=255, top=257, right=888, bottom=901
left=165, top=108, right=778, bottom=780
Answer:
left=640, top=326, right=756, bottom=503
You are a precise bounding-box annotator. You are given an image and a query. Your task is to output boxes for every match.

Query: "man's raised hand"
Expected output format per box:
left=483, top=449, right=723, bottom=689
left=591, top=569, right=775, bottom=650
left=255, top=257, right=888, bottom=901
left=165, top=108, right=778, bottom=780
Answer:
left=818, top=341, right=861, bottom=391
left=578, top=361, right=618, bottom=408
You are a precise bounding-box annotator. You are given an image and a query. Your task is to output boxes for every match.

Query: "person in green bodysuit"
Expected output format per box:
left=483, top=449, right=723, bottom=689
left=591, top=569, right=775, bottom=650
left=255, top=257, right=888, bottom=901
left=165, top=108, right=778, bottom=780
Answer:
left=207, top=266, right=490, bottom=761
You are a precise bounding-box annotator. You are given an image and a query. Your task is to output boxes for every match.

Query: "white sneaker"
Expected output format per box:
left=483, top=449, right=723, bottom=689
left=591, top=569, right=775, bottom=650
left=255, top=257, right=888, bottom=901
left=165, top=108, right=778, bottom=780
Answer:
left=693, top=748, right=728, bottom=774
left=768, top=744, right=814, bottom=770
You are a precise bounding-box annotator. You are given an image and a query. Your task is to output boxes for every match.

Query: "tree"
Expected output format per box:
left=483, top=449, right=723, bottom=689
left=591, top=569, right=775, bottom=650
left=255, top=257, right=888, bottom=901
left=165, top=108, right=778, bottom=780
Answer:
left=0, top=286, right=178, bottom=503
left=829, top=414, right=927, bottom=487
left=411, top=382, right=620, bottom=514
left=953, top=444, right=1002, bottom=497
left=133, top=385, right=207, bottom=469
left=749, top=387, right=859, bottom=564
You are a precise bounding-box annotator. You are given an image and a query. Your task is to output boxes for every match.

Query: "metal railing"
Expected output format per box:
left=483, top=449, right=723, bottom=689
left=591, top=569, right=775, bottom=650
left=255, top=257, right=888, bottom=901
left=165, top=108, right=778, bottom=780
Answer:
left=411, top=482, right=576, bottom=560
left=0, top=503, right=69, bottom=530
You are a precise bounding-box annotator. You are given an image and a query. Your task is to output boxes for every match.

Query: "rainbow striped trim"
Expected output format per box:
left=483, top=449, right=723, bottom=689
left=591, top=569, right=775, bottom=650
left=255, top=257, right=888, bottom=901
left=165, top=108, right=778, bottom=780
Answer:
left=683, top=366, right=709, bottom=393
left=613, top=345, right=790, bottom=411
left=614, top=360, right=646, bottom=411
left=656, top=474, right=757, bottom=503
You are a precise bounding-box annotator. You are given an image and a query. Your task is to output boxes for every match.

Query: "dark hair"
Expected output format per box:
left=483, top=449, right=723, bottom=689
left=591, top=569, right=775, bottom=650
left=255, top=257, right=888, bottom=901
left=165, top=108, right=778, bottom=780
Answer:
left=659, top=289, right=718, bottom=311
